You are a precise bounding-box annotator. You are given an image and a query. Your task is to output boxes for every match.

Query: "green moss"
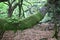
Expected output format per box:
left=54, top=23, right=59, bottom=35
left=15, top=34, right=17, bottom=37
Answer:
left=0, top=13, right=43, bottom=30
left=19, top=13, right=43, bottom=30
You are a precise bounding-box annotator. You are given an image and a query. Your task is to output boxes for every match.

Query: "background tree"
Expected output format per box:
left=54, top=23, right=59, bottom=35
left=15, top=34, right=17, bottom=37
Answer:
left=7, top=0, right=18, bottom=17
left=47, top=0, right=60, bottom=39
left=18, top=0, right=23, bottom=17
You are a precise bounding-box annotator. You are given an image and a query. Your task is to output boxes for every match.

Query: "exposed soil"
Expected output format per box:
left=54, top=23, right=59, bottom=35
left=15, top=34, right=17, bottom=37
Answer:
left=1, top=23, right=58, bottom=40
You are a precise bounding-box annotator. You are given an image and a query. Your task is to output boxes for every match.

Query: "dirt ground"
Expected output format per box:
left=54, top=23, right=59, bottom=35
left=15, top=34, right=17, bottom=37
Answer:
left=1, top=23, right=58, bottom=40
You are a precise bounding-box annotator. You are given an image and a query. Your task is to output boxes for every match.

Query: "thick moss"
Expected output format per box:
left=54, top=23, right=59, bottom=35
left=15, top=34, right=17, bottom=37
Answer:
left=0, top=13, right=43, bottom=30
left=18, top=13, right=43, bottom=30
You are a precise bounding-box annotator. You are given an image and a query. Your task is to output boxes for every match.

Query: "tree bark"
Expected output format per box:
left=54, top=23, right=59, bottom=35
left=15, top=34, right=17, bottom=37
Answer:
left=7, top=0, right=18, bottom=17
left=18, top=0, right=23, bottom=17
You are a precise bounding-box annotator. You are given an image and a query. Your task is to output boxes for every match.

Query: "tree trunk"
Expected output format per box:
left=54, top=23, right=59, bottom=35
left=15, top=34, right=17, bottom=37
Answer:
left=47, top=0, right=60, bottom=39
left=18, top=0, right=23, bottom=17
left=0, top=30, right=5, bottom=40
left=8, top=5, right=13, bottom=17
left=7, top=1, right=18, bottom=17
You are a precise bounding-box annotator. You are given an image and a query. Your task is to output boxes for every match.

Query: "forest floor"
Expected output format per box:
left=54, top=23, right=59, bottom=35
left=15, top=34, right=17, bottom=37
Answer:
left=1, top=23, right=60, bottom=40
